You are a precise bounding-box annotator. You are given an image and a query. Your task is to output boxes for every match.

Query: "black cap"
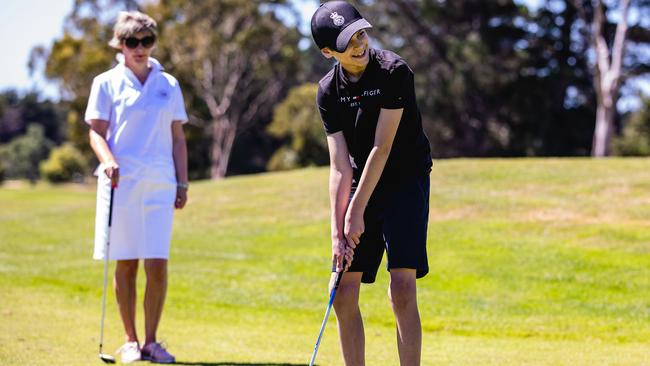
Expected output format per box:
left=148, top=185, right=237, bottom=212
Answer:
left=310, top=1, right=372, bottom=52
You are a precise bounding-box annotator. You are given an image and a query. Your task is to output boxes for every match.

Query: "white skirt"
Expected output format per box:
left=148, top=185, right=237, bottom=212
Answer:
left=93, top=166, right=176, bottom=260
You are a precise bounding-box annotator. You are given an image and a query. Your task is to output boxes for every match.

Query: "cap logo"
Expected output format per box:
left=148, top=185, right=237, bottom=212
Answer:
left=330, top=12, right=345, bottom=26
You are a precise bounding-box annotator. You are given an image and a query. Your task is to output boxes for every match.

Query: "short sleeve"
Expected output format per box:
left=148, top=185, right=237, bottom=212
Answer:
left=317, top=84, right=341, bottom=134
left=380, top=64, right=413, bottom=110
left=85, top=76, right=112, bottom=124
left=172, top=82, right=189, bottom=123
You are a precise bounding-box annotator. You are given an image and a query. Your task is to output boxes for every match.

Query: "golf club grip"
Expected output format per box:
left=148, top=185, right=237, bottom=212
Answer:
left=108, top=187, right=114, bottom=227
left=333, top=259, right=347, bottom=290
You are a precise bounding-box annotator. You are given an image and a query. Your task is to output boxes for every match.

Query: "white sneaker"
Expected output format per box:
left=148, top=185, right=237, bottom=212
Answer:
left=116, top=341, right=141, bottom=363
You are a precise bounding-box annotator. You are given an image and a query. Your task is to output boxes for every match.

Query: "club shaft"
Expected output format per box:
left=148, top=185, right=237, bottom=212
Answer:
left=99, top=187, right=114, bottom=354
left=309, top=287, right=336, bottom=366
left=309, top=266, right=345, bottom=366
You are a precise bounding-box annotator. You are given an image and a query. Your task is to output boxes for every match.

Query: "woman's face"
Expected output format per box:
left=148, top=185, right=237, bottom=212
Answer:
left=120, top=30, right=156, bottom=67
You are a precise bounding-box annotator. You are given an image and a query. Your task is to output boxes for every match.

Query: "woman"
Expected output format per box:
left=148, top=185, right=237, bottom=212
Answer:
left=86, top=11, right=188, bottom=364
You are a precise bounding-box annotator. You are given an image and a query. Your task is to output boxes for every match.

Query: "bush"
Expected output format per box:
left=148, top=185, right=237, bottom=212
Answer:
left=266, top=146, right=300, bottom=171
left=612, top=98, right=650, bottom=156
left=40, top=143, right=88, bottom=183
left=0, top=124, right=53, bottom=182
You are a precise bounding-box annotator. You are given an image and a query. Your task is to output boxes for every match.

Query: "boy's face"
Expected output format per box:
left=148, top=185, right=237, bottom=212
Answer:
left=321, top=29, right=370, bottom=69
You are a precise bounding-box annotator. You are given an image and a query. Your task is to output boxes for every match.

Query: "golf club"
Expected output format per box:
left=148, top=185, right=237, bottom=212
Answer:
left=309, top=259, right=347, bottom=366
left=99, top=187, right=116, bottom=364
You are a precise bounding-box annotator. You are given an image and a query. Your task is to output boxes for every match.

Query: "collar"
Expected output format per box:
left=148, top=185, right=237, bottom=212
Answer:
left=115, top=53, right=164, bottom=71
left=115, top=53, right=163, bottom=87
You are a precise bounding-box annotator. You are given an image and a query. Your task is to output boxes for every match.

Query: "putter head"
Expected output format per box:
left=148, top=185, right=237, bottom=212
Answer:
left=99, top=353, right=116, bottom=364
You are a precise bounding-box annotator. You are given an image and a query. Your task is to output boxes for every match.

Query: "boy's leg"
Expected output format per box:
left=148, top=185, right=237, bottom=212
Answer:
left=388, top=268, right=420, bottom=366
left=332, top=271, right=365, bottom=366
left=115, top=259, right=139, bottom=343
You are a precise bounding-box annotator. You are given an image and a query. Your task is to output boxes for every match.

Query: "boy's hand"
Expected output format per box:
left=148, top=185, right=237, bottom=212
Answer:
left=344, top=207, right=364, bottom=247
left=332, top=238, right=353, bottom=272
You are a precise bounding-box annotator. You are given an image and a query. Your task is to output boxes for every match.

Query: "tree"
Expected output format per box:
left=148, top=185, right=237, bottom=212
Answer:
left=354, top=0, right=648, bottom=157
left=29, top=1, right=123, bottom=159
left=266, top=83, right=328, bottom=170
left=357, top=0, right=538, bottom=156
left=34, top=0, right=304, bottom=179
left=148, top=0, right=303, bottom=178
left=0, top=90, right=66, bottom=144
left=573, top=0, right=650, bottom=156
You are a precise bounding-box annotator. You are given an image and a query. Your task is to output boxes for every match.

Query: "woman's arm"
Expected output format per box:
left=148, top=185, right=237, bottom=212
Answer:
left=89, top=119, right=119, bottom=188
left=171, top=121, right=188, bottom=209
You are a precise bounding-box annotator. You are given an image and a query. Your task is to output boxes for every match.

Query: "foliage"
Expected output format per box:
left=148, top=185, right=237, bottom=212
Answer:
left=267, top=83, right=328, bottom=171
left=0, top=124, right=54, bottom=182
left=146, top=0, right=304, bottom=178
left=612, top=97, right=650, bottom=155
left=35, top=0, right=305, bottom=179
left=0, top=90, right=66, bottom=144
left=39, top=143, right=89, bottom=183
left=356, top=0, right=648, bottom=157
left=29, top=1, right=120, bottom=160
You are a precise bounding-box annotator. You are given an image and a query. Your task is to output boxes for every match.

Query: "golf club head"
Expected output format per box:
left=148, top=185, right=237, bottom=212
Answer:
left=99, top=353, right=116, bottom=364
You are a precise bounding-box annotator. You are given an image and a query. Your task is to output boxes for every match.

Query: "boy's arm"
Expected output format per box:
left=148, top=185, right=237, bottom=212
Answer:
left=345, top=108, right=403, bottom=245
left=327, top=131, right=355, bottom=271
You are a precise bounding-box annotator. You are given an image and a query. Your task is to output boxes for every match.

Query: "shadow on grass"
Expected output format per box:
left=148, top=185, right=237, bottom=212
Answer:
left=174, top=363, right=311, bottom=366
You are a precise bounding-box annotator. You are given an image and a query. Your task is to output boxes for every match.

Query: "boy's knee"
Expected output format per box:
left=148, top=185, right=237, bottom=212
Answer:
left=333, top=283, right=359, bottom=312
left=388, top=276, right=416, bottom=310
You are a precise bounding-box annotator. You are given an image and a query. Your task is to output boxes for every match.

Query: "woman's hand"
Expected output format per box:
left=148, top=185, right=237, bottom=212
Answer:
left=104, top=161, right=120, bottom=188
left=175, top=186, right=188, bottom=209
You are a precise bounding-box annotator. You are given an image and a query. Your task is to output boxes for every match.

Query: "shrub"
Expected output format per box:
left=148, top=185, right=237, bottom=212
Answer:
left=612, top=98, right=650, bottom=156
left=0, top=124, right=53, bottom=182
left=40, top=143, right=88, bottom=183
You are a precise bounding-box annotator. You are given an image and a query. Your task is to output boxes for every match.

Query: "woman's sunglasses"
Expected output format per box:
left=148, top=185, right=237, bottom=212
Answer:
left=123, top=35, right=156, bottom=49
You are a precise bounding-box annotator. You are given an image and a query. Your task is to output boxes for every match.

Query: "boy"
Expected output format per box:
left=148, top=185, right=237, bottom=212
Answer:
left=311, top=1, right=432, bottom=365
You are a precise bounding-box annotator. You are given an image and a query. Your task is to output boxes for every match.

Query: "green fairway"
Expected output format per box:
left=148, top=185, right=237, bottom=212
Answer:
left=1, top=158, right=650, bottom=365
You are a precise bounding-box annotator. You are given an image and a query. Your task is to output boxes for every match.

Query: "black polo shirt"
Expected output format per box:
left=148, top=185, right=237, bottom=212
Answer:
left=317, top=48, right=432, bottom=188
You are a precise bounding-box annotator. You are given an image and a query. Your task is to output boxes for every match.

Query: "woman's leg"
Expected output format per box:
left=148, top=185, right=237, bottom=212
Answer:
left=143, top=258, right=168, bottom=345
left=114, top=259, right=139, bottom=343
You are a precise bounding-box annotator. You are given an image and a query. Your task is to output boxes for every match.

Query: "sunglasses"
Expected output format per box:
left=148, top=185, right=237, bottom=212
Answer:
left=123, top=35, right=156, bottom=49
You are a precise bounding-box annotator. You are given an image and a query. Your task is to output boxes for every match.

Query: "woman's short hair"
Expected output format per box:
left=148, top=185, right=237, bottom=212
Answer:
left=108, top=11, right=157, bottom=49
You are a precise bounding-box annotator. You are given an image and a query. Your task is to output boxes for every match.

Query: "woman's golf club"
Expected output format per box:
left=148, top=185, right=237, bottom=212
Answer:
left=99, top=187, right=116, bottom=364
left=309, top=259, right=346, bottom=366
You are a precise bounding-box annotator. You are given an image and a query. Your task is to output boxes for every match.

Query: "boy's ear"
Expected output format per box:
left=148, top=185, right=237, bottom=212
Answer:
left=321, top=48, right=334, bottom=59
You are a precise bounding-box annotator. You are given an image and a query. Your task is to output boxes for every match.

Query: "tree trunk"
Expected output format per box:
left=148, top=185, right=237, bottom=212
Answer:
left=592, top=93, right=616, bottom=156
left=210, top=117, right=237, bottom=179
left=589, top=0, right=631, bottom=157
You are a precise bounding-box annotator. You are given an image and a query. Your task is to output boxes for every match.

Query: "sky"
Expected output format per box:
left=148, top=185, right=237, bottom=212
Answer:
left=0, top=0, right=74, bottom=99
left=1, top=0, right=645, bottom=111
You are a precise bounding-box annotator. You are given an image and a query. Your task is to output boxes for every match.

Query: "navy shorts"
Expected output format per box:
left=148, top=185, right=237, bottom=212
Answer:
left=342, top=174, right=430, bottom=284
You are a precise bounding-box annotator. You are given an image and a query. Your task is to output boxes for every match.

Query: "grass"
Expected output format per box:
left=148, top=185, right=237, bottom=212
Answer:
left=1, top=158, right=650, bottom=365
